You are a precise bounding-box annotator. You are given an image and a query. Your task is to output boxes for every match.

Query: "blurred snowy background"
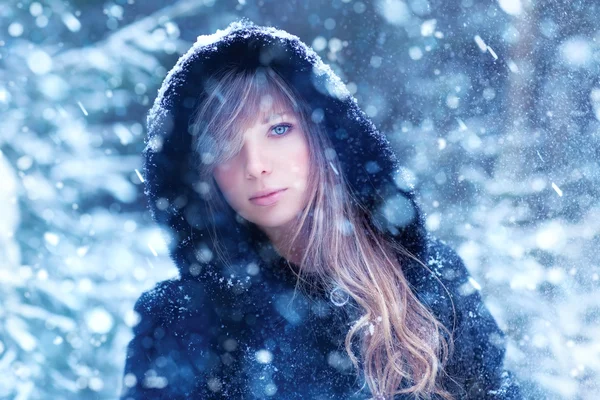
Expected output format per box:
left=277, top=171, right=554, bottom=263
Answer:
left=0, top=0, right=599, bottom=399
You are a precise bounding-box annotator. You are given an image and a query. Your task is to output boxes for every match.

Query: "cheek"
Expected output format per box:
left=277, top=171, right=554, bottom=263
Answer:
left=285, top=148, right=311, bottom=194
left=294, top=152, right=310, bottom=177
left=287, top=140, right=311, bottom=177
left=299, top=147, right=311, bottom=179
left=213, top=166, right=240, bottom=199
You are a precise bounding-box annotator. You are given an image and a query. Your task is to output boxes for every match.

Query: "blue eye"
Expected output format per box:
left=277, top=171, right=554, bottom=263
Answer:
left=271, top=124, right=292, bottom=136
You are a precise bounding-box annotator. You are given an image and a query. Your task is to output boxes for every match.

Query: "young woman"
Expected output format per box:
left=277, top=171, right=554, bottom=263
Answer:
left=120, top=19, right=522, bottom=399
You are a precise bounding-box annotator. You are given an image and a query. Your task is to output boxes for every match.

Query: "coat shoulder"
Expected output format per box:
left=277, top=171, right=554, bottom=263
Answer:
left=131, top=277, right=215, bottom=335
left=121, top=278, right=222, bottom=399
left=417, top=236, right=523, bottom=399
left=423, top=235, right=473, bottom=286
left=401, top=236, right=475, bottom=324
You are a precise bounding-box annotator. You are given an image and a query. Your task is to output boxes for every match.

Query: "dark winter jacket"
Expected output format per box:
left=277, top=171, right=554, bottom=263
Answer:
left=120, top=19, right=522, bottom=399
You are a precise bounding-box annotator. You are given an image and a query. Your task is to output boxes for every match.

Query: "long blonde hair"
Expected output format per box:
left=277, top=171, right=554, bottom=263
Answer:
left=189, top=66, right=457, bottom=399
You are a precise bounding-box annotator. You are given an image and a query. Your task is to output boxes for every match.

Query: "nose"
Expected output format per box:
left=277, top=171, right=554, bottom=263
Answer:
left=244, top=142, right=271, bottom=179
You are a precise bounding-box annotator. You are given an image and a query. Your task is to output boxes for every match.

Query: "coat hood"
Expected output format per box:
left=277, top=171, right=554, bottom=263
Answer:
left=143, top=18, right=427, bottom=289
left=128, top=21, right=524, bottom=398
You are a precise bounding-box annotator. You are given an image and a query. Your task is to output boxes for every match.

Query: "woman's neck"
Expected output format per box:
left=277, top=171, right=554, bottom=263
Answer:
left=262, top=223, right=308, bottom=267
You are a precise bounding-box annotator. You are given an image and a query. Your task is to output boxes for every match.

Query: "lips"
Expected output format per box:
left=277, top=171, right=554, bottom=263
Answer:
left=249, top=188, right=286, bottom=200
left=249, top=188, right=287, bottom=206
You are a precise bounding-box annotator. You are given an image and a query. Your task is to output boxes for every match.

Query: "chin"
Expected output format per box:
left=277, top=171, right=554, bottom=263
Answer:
left=250, top=210, right=300, bottom=230
left=254, top=216, right=294, bottom=230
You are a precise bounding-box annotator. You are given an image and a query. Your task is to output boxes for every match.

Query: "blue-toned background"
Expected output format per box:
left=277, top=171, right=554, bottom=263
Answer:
left=1, top=0, right=598, bottom=398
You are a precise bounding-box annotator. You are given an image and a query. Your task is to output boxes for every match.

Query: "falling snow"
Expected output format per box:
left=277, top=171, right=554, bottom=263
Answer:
left=1, top=2, right=599, bottom=400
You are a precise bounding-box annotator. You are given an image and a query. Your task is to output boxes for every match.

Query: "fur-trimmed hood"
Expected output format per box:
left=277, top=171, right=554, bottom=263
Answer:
left=143, top=18, right=427, bottom=287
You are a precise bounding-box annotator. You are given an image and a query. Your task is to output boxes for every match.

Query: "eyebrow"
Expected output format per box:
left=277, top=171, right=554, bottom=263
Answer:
left=262, top=111, right=294, bottom=124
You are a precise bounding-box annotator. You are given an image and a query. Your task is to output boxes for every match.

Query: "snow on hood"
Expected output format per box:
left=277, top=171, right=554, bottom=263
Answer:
left=142, top=18, right=427, bottom=285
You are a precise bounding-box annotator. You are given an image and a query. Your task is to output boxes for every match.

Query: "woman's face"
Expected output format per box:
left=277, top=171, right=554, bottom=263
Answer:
left=212, top=107, right=311, bottom=239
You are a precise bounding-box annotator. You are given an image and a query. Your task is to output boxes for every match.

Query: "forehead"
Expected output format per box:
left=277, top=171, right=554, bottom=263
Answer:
left=246, top=88, right=298, bottom=125
left=239, top=101, right=297, bottom=129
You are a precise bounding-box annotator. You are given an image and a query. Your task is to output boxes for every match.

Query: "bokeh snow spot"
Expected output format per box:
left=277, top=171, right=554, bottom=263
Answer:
left=255, top=349, right=273, bottom=364
left=330, top=286, right=350, bottom=307
left=380, top=194, right=416, bottom=228
left=85, top=307, right=114, bottom=334
left=560, top=37, right=592, bottom=68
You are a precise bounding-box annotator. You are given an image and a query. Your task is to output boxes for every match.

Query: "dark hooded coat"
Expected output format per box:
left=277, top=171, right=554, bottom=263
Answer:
left=120, top=19, right=522, bottom=400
